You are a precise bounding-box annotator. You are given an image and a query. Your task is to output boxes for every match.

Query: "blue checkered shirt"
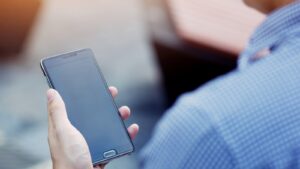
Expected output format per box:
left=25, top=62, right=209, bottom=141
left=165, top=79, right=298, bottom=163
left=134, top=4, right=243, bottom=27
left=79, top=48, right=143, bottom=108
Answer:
left=140, top=2, right=300, bottom=169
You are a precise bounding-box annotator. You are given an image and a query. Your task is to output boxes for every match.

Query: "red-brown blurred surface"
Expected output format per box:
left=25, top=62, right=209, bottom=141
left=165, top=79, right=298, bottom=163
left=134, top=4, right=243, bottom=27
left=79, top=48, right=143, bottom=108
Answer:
left=0, top=0, right=41, bottom=54
left=166, top=0, right=265, bottom=56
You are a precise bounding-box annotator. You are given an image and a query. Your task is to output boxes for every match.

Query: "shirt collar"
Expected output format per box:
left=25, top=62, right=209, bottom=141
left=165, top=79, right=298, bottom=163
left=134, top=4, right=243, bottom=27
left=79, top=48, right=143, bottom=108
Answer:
left=238, top=1, right=300, bottom=70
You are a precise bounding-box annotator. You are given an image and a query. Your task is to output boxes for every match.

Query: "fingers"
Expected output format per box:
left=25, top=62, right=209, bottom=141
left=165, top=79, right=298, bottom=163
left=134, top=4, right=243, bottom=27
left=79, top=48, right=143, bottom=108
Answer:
left=47, top=89, right=70, bottom=128
left=109, top=86, right=118, bottom=98
left=109, top=86, right=130, bottom=120
left=119, top=106, right=131, bottom=120
left=119, top=106, right=138, bottom=140
left=127, top=124, right=139, bottom=140
left=47, top=87, right=139, bottom=143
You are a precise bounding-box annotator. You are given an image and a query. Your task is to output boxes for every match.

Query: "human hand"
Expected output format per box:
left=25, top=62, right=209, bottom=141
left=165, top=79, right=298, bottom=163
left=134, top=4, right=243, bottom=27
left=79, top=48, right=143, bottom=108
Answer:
left=47, top=87, right=139, bottom=169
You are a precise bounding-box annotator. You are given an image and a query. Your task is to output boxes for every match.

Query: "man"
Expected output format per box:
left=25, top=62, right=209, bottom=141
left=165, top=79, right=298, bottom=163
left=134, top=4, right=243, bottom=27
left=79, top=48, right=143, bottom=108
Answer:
left=46, top=0, right=300, bottom=168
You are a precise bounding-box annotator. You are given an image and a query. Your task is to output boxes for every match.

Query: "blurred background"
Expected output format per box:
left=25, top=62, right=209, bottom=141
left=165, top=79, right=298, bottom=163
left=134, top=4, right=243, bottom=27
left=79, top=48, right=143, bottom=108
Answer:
left=0, top=0, right=264, bottom=168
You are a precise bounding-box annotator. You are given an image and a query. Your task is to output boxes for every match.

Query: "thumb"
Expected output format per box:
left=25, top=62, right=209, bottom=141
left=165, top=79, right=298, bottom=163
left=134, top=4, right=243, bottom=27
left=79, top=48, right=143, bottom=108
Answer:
left=47, top=89, right=70, bottom=128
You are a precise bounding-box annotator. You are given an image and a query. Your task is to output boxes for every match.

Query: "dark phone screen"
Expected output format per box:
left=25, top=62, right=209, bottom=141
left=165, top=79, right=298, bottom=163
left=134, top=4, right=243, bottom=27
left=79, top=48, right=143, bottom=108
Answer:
left=42, top=49, right=133, bottom=163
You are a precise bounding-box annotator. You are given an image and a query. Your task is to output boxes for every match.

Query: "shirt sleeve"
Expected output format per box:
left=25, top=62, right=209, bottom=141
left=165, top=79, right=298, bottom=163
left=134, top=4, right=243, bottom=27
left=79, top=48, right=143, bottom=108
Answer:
left=139, top=92, right=236, bottom=169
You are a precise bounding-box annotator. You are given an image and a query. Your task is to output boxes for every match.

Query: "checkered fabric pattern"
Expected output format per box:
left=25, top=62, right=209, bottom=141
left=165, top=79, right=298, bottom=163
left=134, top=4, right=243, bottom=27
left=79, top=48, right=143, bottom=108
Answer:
left=139, top=2, right=300, bottom=169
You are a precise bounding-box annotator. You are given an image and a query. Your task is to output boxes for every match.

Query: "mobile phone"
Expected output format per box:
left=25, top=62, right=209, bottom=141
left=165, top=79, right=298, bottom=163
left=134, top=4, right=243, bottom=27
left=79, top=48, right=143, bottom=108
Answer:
left=40, top=48, right=134, bottom=165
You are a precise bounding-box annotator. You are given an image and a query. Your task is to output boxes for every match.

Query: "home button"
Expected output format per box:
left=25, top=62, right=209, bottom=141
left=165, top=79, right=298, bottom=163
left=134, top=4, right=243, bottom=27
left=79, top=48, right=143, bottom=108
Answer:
left=103, top=150, right=117, bottom=158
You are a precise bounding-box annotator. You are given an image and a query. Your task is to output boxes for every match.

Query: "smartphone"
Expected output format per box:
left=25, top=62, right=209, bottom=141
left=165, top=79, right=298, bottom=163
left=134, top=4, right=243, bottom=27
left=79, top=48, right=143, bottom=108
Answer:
left=40, top=48, right=134, bottom=165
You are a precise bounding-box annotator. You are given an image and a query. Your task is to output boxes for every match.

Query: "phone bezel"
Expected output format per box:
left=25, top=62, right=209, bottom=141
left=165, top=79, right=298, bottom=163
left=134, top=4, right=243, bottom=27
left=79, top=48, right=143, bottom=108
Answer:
left=40, top=48, right=134, bottom=165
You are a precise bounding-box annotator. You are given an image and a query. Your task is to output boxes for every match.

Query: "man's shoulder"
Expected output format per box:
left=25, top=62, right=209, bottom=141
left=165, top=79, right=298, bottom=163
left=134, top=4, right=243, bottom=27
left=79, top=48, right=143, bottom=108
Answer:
left=190, top=38, right=300, bottom=116
left=182, top=39, right=300, bottom=167
left=171, top=32, right=300, bottom=122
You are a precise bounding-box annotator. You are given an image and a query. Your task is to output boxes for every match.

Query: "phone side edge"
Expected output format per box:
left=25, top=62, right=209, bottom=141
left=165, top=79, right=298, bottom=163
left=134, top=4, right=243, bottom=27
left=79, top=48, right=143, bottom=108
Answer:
left=40, top=58, right=54, bottom=88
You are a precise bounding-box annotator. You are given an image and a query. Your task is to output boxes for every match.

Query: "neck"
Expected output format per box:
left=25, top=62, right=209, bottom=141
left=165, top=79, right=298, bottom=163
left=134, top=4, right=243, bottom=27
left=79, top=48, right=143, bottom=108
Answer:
left=264, top=0, right=295, bottom=14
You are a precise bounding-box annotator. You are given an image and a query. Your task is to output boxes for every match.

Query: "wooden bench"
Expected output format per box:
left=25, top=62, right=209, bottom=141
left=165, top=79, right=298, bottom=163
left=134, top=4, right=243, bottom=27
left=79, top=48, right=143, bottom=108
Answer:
left=166, top=0, right=265, bottom=57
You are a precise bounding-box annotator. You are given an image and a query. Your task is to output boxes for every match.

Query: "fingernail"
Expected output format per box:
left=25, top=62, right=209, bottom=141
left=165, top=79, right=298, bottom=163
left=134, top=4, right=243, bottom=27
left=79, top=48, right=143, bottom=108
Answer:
left=124, top=106, right=130, bottom=112
left=47, top=89, right=56, bottom=102
left=129, top=124, right=139, bottom=132
left=134, top=124, right=139, bottom=130
left=128, top=127, right=133, bottom=133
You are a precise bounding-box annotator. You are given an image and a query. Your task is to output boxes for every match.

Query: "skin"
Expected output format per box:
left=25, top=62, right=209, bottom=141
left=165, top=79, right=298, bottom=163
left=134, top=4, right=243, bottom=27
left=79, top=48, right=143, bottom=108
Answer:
left=48, top=1, right=296, bottom=169
left=47, top=87, right=139, bottom=169
left=243, top=0, right=295, bottom=14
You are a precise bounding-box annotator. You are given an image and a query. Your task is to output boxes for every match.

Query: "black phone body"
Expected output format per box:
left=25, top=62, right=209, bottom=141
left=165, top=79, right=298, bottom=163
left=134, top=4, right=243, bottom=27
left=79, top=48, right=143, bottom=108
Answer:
left=40, top=49, right=134, bottom=165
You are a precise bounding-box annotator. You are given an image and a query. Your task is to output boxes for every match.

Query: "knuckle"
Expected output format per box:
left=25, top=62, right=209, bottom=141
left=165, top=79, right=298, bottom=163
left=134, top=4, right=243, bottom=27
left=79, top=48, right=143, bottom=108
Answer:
left=49, top=101, right=60, bottom=111
left=55, top=126, right=68, bottom=138
left=54, top=125, right=73, bottom=141
left=48, top=101, right=64, bottom=116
